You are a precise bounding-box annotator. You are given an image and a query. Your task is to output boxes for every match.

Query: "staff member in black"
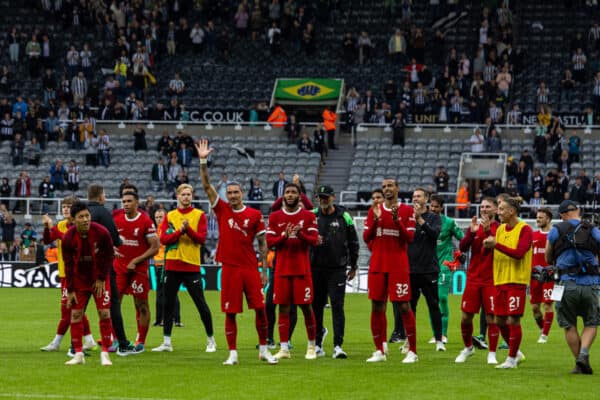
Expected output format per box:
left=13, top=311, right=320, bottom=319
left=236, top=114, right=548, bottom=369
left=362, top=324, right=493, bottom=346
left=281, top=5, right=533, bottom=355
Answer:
left=408, top=187, right=444, bottom=351
left=87, top=183, right=137, bottom=356
left=310, top=185, right=359, bottom=359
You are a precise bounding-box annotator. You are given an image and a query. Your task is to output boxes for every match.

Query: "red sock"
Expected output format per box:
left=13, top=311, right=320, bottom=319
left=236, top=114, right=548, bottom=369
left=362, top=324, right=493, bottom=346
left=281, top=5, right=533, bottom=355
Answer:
left=225, top=313, right=237, bottom=350
left=278, top=312, right=290, bottom=344
left=99, top=318, right=113, bottom=352
left=498, top=323, right=510, bottom=343
left=57, top=304, right=70, bottom=335
left=401, top=310, right=416, bottom=353
left=488, top=323, right=499, bottom=352
left=301, top=307, right=316, bottom=341
left=370, top=310, right=385, bottom=353
left=255, top=308, right=268, bottom=346
left=70, top=320, right=83, bottom=353
left=508, top=324, right=522, bottom=358
left=461, top=321, right=473, bottom=347
left=542, top=312, right=554, bottom=336
left=82, top=314, right=91, bottom=336
left=534, top=315, right=543, bottom=330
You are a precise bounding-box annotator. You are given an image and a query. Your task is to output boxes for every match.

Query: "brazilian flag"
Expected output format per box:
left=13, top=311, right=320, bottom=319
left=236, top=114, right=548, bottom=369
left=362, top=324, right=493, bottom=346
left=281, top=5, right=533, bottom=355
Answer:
left=274, top=79, right=343, bottom=101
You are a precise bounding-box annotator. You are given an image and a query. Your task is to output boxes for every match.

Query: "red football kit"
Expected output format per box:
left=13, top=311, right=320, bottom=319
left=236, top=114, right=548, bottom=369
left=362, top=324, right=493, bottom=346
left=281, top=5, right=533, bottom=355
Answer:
left=62, top=222, right=114, bottom=353
left=363, top=203, right=416, bottom=302
left=212, top=198, right=266, bottom=313
left=530, top=230, right=553, bottom=304
left=458, top=221, right=499, bottom=314
left=363, top=201, right=417, bottom=355
left=113, top=211, right=156, bottom=299
left=266, top=207, right=319, bottom=305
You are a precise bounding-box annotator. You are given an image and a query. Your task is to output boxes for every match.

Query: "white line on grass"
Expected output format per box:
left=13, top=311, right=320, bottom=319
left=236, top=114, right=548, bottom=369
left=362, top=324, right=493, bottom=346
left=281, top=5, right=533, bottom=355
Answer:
left=0, top=394, right=175, bottom=400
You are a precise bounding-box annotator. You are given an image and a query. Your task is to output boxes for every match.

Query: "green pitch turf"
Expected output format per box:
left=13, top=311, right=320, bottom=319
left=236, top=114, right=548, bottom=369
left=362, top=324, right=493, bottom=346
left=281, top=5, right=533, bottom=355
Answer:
left=0, top=288, right=596, bottom=400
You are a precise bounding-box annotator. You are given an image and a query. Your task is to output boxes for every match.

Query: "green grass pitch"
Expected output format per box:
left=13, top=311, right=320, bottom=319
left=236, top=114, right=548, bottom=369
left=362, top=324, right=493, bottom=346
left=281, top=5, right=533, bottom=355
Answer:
left=0, top=288, right=596, bottom=400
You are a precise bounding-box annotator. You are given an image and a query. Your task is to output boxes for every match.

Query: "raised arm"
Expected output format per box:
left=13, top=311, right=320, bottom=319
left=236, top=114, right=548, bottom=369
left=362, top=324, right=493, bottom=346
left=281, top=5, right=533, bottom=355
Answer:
left=195, top=139, right=218, bottom=206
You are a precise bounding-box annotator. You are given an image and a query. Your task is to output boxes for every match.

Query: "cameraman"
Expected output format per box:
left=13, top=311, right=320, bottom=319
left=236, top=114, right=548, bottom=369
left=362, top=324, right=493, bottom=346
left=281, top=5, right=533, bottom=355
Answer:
left=546, top=200, right=600, bottom=375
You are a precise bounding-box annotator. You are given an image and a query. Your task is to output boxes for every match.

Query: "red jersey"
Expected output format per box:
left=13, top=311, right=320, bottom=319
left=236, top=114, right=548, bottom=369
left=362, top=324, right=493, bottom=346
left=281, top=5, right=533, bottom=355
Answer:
left=113, top=211, right=157, bottom=274
left=363, top=203, right=416, bottom=273
left=459, top=221, right=499, bottom=285
left=63, top=222, right=114, bottom=292
left=212, top=198, right=266, bottom=268
left=531, top=230, right=549, bottom=269
left=266, top=207, right=319, bottom=276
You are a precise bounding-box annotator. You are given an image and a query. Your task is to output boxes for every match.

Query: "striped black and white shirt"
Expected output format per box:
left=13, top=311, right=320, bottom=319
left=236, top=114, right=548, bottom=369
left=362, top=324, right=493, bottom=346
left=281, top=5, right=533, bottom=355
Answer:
left=413, top=88, right=426, bottom=105
left=537, top=87, right=549, bottom=104
left=80, top=50, right=92, bottom=68
left=483, top=65, right=497, bottom=82
left=593, top=77, right=600, bottom=96
left=169, top=79, right=185, bottom=92
left=573, top=53, right=586, bottom=70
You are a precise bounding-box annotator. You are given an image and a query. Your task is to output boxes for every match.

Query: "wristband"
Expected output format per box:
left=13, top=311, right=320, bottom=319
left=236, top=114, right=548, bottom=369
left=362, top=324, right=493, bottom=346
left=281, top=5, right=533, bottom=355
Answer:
left=200, top=158, right=208, bottom=164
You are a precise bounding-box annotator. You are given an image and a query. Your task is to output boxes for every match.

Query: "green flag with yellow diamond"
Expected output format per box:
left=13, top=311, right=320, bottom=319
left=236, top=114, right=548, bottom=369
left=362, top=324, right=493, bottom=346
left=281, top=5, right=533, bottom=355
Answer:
left=274, top=79, right=343, bottom=102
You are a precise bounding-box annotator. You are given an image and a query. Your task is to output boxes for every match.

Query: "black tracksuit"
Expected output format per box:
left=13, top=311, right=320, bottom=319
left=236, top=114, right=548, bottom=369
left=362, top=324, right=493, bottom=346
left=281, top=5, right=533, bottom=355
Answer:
left=310, top=206, right=359, bottom=348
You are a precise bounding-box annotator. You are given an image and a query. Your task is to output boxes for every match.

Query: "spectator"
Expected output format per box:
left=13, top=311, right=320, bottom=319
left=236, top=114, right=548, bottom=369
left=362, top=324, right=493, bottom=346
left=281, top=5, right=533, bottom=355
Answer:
left=97, top=129, right=111, bottom=167
left=470, top=127, right=485, bottom=152
left=357, top=30, right=374, bottom=65
left=0, top=112, right=13, bottom=141
left=26, top=34, right=41, bottom=78
left=62, top=160, right=78, bottom=192
left=0, top=177, right=10, bottom=208
left=168, top=73, right=185, bottom=97
left=2, top=212, right=16, bottom=244
left=388, top=29, right=407, bottom=65
left=515, top=161, right=529, bottom=198
left=391, top=110, right=406, bottom=146
left=536, top=81, right=550, bottom=106
left=215, top=173, right=231, bottom=201
left=66, top=46, right=79, bottom=76
left=560, top=69, right=575, bottom=103
left=486, top=128, right=502, bottom=152
left=27, top=137, right=41, bottom=166
left=558, top=149, right=571, bottom=176
left=151, top=157, right=167, bottom=191
left=12, top=96, right=28, bottom=117
left=506, top=103, right=521, bottom=125
left=568, top=130, right=581, bottom=164
left=572, top=47, right=587, bottom=83
left=313, top=123, right=327, bottom=164
left=250, top=3, right=263, bottom=41
left=71, top=71, right=88, bottom=104
left=8, top=27, right=20, bottom=64
left=496, top=65, right=512, bottom=98
left=66, top=118, right=82, bottom=149
left=267, top=22, right=282, bottom=55
left=13, top=170, right=31, bottom=213
left=272, top=171, right=288, bottom=198
left=38, top=176, right=54, bottom=213
left=506, top=156, right=518, bottom=180
left=284, top=113, right=300, bottom=144
left=297, top=131, right=312, bottom=153
left=132, top=124, right=147, bottom=151
left=44, top=111, right=60, bottom=142
left=528, top=191, right=545, bottom=218
left=49, top=159, right=65, bottom=190
left=342, top=33, right=355, bottom=64
left=188, top=22, right=204, bottom=53
left=167, top=157, right=181, bottom=192
left=0, top=241, right=12, bottom=261
left=434, top=166, right=450, bottom=193
left=234, top=4, right=249, bottom=37
left=248, top=178, right=264, bottom=210
left=84, top=130, right=98, bottom=167
left=177, top=142, right=192, bottom=170
left=10, top=132, right=25, bottom=166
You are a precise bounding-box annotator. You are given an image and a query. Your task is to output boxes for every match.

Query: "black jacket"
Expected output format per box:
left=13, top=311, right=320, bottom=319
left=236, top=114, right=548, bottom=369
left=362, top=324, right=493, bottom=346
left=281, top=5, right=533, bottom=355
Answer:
left=87, top=200, right=122, bottom=247
left=408, top=211, right=441, bottom=274
left=310, top=205, right=359, bottom=269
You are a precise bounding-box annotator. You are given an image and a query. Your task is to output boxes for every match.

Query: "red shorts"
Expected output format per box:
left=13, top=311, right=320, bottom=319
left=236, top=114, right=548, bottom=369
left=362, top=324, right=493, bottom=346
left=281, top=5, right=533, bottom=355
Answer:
left=70, top=281, right=111, bottom=311
left=494, top=284, right=527, bottom=316
left=368, top=271, right=411, bottom=302
left=529, top=279, right=554, bottom=304
left=116, top=269, right=150, bottom=300
left=221, top=265, right=265, bottom=313
left=273, top=274, right=313, bottom=305
left=60, top=277, right=68, bottom=306
left=461, top=281, right=496, bottom=315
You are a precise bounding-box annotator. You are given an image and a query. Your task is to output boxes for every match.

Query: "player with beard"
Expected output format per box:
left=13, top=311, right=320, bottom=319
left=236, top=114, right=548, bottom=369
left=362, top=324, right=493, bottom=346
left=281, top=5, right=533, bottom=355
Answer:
left=363, top=178, right=417, bottom=363
left=266, top=183, right=320, bottom=360
left=529, top=208, right=554, bottom=344
left=196, top=139, right=278, bottom=365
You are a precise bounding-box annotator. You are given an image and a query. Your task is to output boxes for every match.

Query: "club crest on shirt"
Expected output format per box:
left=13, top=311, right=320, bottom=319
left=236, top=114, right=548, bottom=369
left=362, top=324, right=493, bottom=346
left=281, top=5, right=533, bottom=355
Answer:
left=228, top=218, right=248, bottom=237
